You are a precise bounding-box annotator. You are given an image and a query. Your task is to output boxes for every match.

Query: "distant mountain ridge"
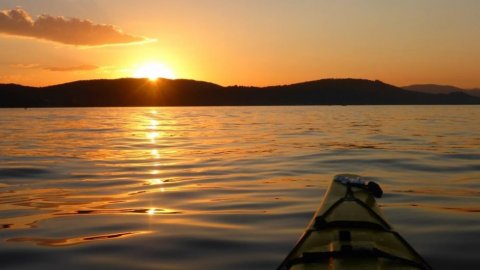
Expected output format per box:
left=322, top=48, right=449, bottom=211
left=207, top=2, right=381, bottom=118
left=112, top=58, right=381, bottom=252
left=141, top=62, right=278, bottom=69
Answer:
left=1, top=78, right=479, bottom=107
left=403, top=84, right=480, bottom=98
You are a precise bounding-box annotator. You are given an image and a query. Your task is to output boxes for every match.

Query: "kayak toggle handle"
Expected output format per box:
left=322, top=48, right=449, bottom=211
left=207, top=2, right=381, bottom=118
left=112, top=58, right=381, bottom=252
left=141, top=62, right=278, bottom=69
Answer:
left=334, top=174, right=383, bottom=198
left=366, top=181, right=383, bottom=198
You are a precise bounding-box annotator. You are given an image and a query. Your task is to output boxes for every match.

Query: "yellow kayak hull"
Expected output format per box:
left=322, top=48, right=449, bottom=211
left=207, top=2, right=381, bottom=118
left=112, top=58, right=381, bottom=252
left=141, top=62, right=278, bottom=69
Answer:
left=278, top=174, right=432, bottom=270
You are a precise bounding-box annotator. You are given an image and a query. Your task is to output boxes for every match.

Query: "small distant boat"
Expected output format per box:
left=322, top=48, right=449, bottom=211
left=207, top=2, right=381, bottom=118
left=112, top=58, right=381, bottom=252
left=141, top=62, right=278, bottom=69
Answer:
left=278, top=174, right=433, bottom=270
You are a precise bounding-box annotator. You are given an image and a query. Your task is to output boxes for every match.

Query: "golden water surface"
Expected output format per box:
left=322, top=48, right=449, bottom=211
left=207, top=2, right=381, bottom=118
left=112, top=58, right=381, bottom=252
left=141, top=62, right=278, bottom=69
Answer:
left=0, top=106, right=479, bottom=269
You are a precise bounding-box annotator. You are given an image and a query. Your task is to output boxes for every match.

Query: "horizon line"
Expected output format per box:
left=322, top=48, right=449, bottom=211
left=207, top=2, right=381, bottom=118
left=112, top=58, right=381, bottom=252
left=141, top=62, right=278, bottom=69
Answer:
left=2, top=76, right=479, bottom=91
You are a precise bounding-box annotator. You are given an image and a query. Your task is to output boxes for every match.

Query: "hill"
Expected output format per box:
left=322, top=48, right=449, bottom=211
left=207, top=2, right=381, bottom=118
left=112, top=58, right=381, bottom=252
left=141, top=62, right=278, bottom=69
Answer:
left=403, top=84, right=480, bottom=98
left=1, top=78, right=480, bottom=107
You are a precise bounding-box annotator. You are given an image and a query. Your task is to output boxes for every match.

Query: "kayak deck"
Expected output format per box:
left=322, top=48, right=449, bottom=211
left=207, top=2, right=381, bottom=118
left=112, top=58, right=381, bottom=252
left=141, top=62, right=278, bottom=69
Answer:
left=278, top=174, right=432, bottom=270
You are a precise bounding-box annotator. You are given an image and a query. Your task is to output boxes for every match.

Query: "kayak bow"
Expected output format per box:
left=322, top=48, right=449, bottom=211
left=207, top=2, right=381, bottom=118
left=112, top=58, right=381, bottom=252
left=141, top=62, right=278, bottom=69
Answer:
left=278, top=174, right=433, bottom=270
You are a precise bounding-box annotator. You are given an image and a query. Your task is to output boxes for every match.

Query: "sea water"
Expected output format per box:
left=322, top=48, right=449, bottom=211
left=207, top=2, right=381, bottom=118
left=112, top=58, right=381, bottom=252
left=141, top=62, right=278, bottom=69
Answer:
left=0, top=106, right=479, bottom=269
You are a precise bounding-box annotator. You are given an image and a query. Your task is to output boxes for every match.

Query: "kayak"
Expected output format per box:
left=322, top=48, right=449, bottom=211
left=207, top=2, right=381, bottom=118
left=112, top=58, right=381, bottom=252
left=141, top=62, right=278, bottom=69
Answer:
left=278, top=174, right=433, bottom=270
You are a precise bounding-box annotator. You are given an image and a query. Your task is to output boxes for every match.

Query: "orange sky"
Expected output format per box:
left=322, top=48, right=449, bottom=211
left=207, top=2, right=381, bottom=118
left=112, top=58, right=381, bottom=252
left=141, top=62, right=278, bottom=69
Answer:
left=1, top=1, right=479, bottom=88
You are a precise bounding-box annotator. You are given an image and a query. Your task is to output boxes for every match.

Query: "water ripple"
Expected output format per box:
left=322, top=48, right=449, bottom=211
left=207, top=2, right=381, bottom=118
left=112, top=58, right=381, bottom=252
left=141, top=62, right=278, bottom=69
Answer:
left=7, top=231, right=150, bottom=247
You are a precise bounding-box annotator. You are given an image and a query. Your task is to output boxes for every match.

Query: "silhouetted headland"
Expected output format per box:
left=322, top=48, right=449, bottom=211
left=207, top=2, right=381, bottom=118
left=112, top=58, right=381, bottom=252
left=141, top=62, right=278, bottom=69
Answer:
left=1, top=78, right=480, bottom=107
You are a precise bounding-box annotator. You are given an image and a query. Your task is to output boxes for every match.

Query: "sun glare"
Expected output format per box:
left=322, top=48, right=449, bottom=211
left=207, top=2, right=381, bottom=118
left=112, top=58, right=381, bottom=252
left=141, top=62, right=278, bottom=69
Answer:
left=133, top=63, right=175, bottom=81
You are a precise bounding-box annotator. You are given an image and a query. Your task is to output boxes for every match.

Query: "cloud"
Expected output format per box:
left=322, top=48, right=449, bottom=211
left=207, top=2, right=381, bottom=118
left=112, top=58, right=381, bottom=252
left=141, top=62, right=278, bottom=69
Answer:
left=43, top=64, right=98, bottom=71
left=11, top=63, right=40, bottom=69
left=12, top=63, right=99, bottom=71
left=0, top=7, right=149, bottom=46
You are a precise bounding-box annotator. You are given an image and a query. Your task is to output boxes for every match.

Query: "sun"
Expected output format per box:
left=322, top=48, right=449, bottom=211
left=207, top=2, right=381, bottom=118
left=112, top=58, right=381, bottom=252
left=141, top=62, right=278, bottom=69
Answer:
left=133, top=63, right=175, bottom=81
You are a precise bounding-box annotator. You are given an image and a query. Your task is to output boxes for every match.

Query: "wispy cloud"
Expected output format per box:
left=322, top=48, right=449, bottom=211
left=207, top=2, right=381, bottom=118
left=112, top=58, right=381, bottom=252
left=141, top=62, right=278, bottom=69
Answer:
left=10, top=63, right=40, bottom=69
left=12, top=63, right=99, bottom=72
left=0, top=7, right=150, bottom=46
left=43, top=64, right=98, bottom=72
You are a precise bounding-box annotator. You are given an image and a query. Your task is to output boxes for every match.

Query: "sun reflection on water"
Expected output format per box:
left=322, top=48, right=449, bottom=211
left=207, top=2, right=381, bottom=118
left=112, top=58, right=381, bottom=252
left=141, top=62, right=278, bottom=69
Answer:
left=149, top=179, right=164, bottom=185
left=147, top=132, right=159, bottom=142
left=146, top=208, right=157, bottom=215
left=151, top=149, right=160, bottom=158
left=149, top=120, right=159, bottom=129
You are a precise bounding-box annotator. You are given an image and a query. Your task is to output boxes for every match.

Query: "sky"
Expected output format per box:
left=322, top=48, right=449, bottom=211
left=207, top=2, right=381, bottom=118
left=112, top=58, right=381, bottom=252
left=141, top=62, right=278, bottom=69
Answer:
left=1, top=0, right=479, bottom=88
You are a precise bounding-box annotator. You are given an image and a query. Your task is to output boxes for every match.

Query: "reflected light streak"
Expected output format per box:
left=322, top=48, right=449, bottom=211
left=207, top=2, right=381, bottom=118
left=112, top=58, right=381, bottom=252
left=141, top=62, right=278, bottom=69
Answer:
left=149, top=179, right=164, bottom=185
left=147, top=132, right=159, bottom=143
left=7, top=231, right=151, bottom=247
left=151, top=149, right=160, bottom=158
left=149, top=120, right=159, bottom=130
left=147, top=208, right=157, bottom=215
left=147, top=132, right=159, bottom=139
